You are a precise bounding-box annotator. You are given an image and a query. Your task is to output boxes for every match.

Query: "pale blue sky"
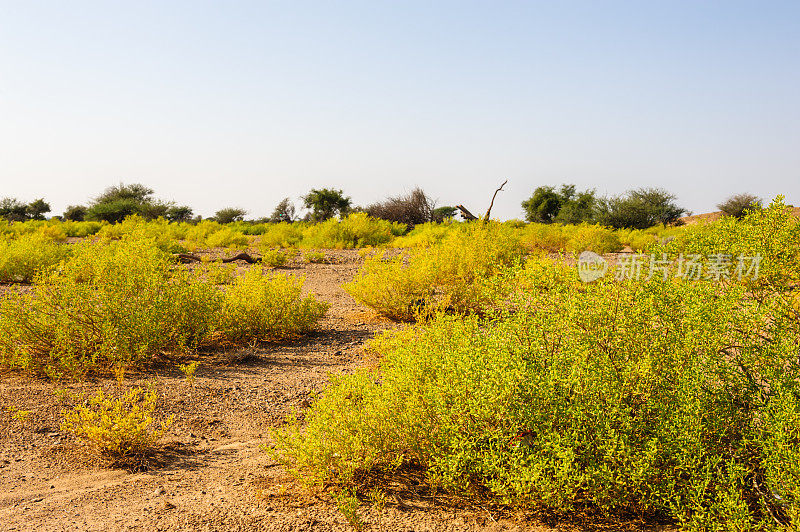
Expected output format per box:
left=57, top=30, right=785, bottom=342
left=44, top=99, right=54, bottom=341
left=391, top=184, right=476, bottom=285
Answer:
left=1, top=1, right=798, bottom=220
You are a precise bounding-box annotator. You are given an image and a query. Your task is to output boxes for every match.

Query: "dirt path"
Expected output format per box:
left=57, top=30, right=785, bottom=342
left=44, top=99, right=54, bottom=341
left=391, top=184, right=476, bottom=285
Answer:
left=1, top=250, right=555, bottom=531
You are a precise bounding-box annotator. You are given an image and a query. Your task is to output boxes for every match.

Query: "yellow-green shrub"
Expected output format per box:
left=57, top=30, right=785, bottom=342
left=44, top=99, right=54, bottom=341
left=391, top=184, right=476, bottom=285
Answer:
left=302, top=213, right=405, bottom=249
left=0, top=233, right=71, bottom=283
left=205, top=227, right=250, bottom=249
left=61, top=385, right=173, bottom=464
left=260, top=249, right=290, bottom=268
left=392, top=222, right=454, bottom=248
left=214, top=269, right=328, bottom=343
left=258, top=222, right=305, bottom=248
left=563, top=224, right=623, bottom=253
left=0, top=237, right=326, bottom=378
left=344, top=222, right=523, bottom=320
left=276, top=257, right=800, bottom=528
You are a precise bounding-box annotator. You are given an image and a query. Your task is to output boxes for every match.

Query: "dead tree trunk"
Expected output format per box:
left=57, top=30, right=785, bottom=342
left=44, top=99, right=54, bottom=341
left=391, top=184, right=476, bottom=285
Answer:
left=174, top=252, right=261, bottom=264
left=455, top=205, right=479, bottom=221
left=483, top=180, right=507, bottom=222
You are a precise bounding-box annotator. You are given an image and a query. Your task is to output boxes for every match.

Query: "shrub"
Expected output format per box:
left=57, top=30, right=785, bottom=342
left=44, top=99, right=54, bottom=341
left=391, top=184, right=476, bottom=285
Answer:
left=204, top=227, right=249, bottom=249
left=261, top=249, right=289, bottom=268
left=392, top=222, right=455, bottom=248
left=303, top=251, right=328, bottom=264
left=0, top=233, right=71, bottom=283
left=344, top=222, right=523, bottom=320
left=61, top=385, right=173, bottom=465
left=517, top=223, right=568, bottom=253
left=0, top=237, right=326, bottom=378
left=63, top=205, right=88, bottom=222
left=258, top=222, right=305, bottom=248
left=213, top=269, right=328, bottom=344
left=276, top=258, right=800, bottom=528
left=302, top=213, right=405, bottom=249
left=61, top=220, right=103, bottom=237
left=717, top=193, right=762, bottom=219
left=366, top=187, right=435, bottom=227
left=563, top=224, right=623, bottom=253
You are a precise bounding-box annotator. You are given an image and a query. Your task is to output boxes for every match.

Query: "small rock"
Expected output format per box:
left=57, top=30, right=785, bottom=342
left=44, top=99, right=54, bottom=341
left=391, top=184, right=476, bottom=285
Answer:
left=153, top=487, right=165, bottom=497
left=160, top=500, right=176, bottom=511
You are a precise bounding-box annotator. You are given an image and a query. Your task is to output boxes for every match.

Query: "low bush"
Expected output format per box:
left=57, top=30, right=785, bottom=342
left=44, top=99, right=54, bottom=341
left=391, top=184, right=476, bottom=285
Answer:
left=0, top=233, right=71, bottom=283
left=563, top=224, right=623, bottom=253
left=204, top=227, right=250, bottom=249
left=213, top=269, right=328, bottom=344
left=391, top=221, right=455, bottom=248
left=276, top=257, right=800, bottom=528
left=344, top=222, right=523, bottom=320
left=302, top=213, right=405, bottom=249
left=61, top=385, right=173, bottom=465
left=303, top=251, right=328, bottom=264
left=0, top=237, right=327, bottom=379
left=261, top=249, right=290, bottom=268
left=258, top=222, right=305, bottom=248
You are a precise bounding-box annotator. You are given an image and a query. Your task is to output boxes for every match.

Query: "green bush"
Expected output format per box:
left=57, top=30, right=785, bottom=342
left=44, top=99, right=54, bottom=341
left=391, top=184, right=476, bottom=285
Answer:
left=0, top=237, right=326, bottom=379
left=563, top=224, right=623, bottom=253
left=344, top=222, right=523, bottom=321
left=260, top=249, right=290, bottom=268
left=276, top=257, right=800, bottom=528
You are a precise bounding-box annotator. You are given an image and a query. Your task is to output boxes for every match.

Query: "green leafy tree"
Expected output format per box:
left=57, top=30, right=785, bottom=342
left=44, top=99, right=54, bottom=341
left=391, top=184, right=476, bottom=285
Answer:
left=302, top=188, right=351, bottom=222
left=26, top=198, right=51, bottom=220
left=270, top=197, right=296, bottom=223
left=717, top=193, right=762, bottom=219
left=596, top=187, right=685, bottom=229
left=433, top=206, right=458, bottom=222
left=553, top=186, right=597, bottom=224
left=0, top=198, right=29, bottom=221
left=63, top=205, right=88, bottom=221
left=522, top=186, right=562, bottom=223
left=165, top=205, right=194, bottom=223
left=86, top=183, right=156, bottom=223
left=214, top=207, right=247, bottom=224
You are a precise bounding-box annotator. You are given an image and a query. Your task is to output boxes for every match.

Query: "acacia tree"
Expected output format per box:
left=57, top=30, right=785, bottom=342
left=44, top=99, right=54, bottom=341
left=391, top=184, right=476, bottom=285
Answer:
left=718, top=194, right=762, bottom=219
left=595, top=187, right=685, bottom=229
left=214, top=207, right=247, bottom=224
left=302, top=188, right=351, bottom=222
left=26, top=198, right=51, bottom=220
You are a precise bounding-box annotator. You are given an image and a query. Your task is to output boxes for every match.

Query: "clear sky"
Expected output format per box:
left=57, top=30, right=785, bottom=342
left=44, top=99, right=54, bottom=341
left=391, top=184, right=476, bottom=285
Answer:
left=1, top=1, right=798, bottom=220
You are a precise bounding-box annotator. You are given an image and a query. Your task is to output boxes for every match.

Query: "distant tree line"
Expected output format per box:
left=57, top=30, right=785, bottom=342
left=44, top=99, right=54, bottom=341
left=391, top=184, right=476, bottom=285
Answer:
left=1, top=182, right=766, bottom=231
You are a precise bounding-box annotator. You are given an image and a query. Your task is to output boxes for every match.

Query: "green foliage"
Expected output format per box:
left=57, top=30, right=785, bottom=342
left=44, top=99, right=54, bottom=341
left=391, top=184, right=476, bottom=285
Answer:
left=165, top=205, right=193, bottom=222
left=656, top=196, right=800, bottom=288
left=63, top=205, right=88, bottom=222
left=214, top=207, right=247, bottom=224
left=431, top=206, right=456, bottom=222
left=26, top=198, right=51, bottom=220
left=302, top=213, right=405, bottom=249
left=0, top=233, right=71, bottom=283
left=270, top=197, right=296, bottom=223
left=302, top=188, right=352, bottom=222
left=521, top=184, right=597, bottom=224
left=276, top=256, right=800, bottom=527
left=596, top=187, right=685, bottom=229
left=0, top=197, right=31, bottom=221
left=178, top=361, right=199, bottom=386
left=521, top=186, right=561, bottom=223
left=61, top=385, right=173, bottom=464
left=717, top=193, right=762, bottom=219
left=0, top=237, right=326, bottom=379
left=344, top=222, right=523, bottom=320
